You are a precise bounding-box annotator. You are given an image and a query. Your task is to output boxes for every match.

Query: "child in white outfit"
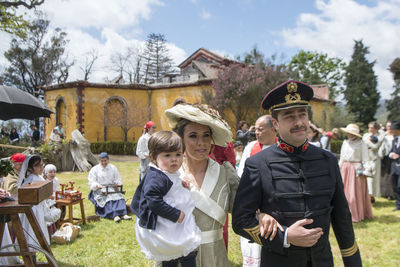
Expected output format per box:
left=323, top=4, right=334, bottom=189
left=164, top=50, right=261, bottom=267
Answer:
left=131, top=131, right=200, bottom=267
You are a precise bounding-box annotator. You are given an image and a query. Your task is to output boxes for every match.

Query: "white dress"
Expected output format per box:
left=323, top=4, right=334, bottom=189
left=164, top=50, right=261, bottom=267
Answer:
left=136, top=133, right=152, bottom=180
left=135, top=165, right=201, bottom=261
left=19, top=174, right=50, bottom=247
left=88, top=163, right=125, bottom=207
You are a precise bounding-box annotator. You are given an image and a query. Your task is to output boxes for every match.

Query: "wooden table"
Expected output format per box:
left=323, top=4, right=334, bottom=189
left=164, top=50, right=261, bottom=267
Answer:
left=55, top=198, right=86, bottom=228
left=0, top=200, right=55, bottom=267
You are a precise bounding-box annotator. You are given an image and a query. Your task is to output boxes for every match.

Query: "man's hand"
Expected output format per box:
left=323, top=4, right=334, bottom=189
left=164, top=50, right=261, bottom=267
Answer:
left=391, top=153, right=400, bottom=160
left=258, top=212, right=284, bottom=241
left=287, top=219, right=323, bottom=247
left=97, top=185, right=103, bottom=189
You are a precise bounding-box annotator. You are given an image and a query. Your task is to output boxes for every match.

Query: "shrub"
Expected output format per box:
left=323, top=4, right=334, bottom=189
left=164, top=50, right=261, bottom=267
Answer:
left=331, top=139, right=343, bottom=155
left=90, top=141, right=137, bottom=155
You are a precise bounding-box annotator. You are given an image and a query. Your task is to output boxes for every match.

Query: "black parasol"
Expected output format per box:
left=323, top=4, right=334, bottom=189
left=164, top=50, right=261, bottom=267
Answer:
left=0, top=85, right=53, bottom=120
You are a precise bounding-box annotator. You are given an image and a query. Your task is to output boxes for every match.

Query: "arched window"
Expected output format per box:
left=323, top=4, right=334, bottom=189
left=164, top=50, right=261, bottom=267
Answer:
left=55, top=97, right=66, bottom=127
left=104, top=96, right=128, bottom=141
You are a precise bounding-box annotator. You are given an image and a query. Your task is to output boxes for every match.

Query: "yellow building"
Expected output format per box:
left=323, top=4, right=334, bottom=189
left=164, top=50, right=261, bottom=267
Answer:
left=43, top=48, right=334, bottom=143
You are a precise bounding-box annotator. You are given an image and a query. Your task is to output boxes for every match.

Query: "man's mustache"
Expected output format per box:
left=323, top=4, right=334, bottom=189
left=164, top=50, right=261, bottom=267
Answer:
left=290, top=126, right=307, bottom=133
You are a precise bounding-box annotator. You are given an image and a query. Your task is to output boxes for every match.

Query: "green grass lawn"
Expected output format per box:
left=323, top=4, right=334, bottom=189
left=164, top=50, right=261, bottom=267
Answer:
left=50, top=160, right=400, bottom=267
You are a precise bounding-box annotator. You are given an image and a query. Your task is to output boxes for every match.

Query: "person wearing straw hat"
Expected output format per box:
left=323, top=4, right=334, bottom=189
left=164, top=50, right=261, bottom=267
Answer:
left=232, top=81, right=362, bottom=267
left=163, top=103, right=241, bottom=267
left=339, top=123, right=373, bottom=222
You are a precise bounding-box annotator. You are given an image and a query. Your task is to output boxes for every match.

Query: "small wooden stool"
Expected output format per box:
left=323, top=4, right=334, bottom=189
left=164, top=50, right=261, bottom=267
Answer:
left=56, top=198, right=86, bottom=228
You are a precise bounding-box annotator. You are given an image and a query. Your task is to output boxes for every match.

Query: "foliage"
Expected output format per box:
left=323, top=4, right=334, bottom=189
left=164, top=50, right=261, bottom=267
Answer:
left=1, top=12, right=73, bottom=97
left=142, top=33, right=173, bottom=84
left=90, top=141, right=137, bottom=155
left=328, top=104, right=357, bottom=129
left=288, top=50, right=346, bottom=99
left=0, top=0, right=44, bottom=37
left=209, top=61, right=290, bottom=129
left=386, top=58, right=400, bottom=121
left=0, top=158, right=14, bottom=176
left=330, top=139, right=343, bottom=155
left=343, top=40, right=380, bottom=127
left=48, top=160, right=400, bottom=266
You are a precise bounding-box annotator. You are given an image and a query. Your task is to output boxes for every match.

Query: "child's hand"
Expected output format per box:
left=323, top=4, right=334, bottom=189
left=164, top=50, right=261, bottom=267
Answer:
left=181, top=179, right=191, bottom=189
left=177, top=210, right=185, bottom=223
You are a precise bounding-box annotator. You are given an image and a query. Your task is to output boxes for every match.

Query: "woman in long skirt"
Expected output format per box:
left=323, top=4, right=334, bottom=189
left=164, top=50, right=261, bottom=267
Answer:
left=339, top=124, right=373, bottom=222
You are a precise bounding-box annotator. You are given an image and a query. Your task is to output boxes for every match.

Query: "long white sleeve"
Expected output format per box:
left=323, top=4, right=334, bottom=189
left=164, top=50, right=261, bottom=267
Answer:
left=136, top=133, right=150, bottom=159
left=88, top=165, right=101, bottom=191
left=237, top=141, right=254, bottom=178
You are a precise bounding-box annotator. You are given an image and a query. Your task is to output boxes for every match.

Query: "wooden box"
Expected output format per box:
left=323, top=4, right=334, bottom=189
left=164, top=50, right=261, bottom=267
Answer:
left=18, top=180, right=53, bottom=205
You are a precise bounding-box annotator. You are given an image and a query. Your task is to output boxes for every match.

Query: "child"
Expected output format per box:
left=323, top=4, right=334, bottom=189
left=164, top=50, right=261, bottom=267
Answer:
left=44, top=164, right=60, bottom=198
left=43, top=164, right=61, bottom=233
left=131, top=131, right=201, bottom=267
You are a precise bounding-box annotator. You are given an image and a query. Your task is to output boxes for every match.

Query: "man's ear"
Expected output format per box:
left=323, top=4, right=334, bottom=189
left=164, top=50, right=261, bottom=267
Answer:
left=272, top=118, right=279, bottom=132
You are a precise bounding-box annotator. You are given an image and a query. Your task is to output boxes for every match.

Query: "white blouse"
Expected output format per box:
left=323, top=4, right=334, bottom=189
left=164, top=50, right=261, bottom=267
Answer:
left=88, top=163, right=122, bottom=191
left=339, top=139, right=368, bottom=167
left=136, top=133, right=151, bottom=160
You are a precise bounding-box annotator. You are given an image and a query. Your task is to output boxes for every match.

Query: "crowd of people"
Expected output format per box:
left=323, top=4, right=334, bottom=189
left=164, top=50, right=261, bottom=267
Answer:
left=2, top=79, right=399, bottom=266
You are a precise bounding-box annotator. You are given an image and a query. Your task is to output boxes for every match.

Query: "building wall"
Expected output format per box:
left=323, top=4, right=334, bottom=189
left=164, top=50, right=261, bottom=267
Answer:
left=44, top=88, right=78, bottom=140
left=82, top=87, right=149, bottom=142
left=151, top=84, right=209, bottom=131
left=44, top=83, right=334, bottom=144
left=310, top=100, right=335, bottom=131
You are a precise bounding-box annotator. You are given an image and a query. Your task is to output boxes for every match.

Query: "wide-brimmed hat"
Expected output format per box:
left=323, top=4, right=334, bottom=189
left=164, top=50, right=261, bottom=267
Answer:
left=340, top=123, right=362, bottom=138
left=165, top=104, right=232, bottom=147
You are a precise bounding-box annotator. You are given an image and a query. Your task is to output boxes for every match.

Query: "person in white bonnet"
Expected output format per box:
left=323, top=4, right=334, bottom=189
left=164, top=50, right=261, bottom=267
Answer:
left=44, top=164, right=60, bottom=197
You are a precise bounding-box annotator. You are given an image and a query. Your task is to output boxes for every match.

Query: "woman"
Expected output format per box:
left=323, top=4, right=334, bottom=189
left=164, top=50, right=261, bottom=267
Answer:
left=308, top=122, right=322, bottom=148
left=136, top=121, right=157, bottom=181
left=88, top=152, right=131, bottom=222
left=339, top=124, right=373, bottom=222
left=236, top=121, right=255, bottom=148
left=17, top=155, right=50, bottom=247
left=9, top=128, right=20, bottom=144
left=164, top=103, right=238, bottom=267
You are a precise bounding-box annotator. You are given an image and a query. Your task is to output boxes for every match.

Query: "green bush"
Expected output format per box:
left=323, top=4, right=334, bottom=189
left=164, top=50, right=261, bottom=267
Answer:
left=331, top=139, right=343, bottom=155
left=90, top=141, right=137, bottom=155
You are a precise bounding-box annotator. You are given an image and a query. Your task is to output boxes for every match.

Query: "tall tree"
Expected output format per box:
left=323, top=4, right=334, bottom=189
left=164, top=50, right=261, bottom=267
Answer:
left=0, top=0, right=44, bottom=37
left=288, top=50, right=346, bottom=99
left=1, top=13, right=73, bottom=126
left=386, top=58, right=400, bottom=121
left=141, top=33, right=173, bottom=84
left=80, top=49, right=99, bottom=81
left=207, top=61, right=290, bottom=128
left=343, top=40, right=379, bottom=127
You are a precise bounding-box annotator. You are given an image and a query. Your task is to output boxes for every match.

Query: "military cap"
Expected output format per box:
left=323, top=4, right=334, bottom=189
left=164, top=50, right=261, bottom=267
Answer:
left=261, top=80, right=314, bottom=112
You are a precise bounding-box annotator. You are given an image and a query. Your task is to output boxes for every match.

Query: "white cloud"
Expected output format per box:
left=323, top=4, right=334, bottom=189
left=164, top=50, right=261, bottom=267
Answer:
left=281, top=0, right=400, bottom=99
left=201, top=9, right=212, bottom=20
left=0, top=0, right=189, bottom=84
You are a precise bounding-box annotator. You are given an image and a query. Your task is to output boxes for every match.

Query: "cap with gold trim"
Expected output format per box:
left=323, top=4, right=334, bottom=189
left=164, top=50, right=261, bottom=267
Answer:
left=261, top=80, right=314, bottom=112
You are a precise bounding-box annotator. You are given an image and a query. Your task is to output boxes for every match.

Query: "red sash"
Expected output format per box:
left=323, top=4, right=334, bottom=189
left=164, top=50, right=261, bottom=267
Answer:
left=250, top=142, right=263, bottom=156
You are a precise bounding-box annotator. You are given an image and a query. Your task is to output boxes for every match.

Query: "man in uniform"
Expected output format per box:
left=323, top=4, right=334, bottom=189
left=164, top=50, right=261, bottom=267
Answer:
left=232, top=80, right=362, bottom=266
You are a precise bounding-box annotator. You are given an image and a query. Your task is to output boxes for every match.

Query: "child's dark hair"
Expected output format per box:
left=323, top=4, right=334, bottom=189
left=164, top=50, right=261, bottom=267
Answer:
left=148, top=131, right=184, bottom=162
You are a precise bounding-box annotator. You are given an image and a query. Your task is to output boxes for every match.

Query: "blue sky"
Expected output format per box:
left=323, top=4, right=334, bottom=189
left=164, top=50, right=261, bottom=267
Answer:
left=0, top=0, right=399, bottom=99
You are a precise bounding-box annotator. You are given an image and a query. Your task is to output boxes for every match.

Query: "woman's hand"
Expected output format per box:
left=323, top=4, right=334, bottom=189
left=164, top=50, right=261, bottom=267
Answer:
left=257, top=210, right=284, bottom=241
left=177, top=210, right=185, bottom=223
left=97, top=185, right=103, bottom=189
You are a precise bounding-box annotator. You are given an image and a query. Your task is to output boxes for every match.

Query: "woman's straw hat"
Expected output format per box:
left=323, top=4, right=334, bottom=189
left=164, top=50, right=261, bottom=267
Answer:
left=165, top=104, right=232, bottom=147
left=340, top=123, right=362, bottom=138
